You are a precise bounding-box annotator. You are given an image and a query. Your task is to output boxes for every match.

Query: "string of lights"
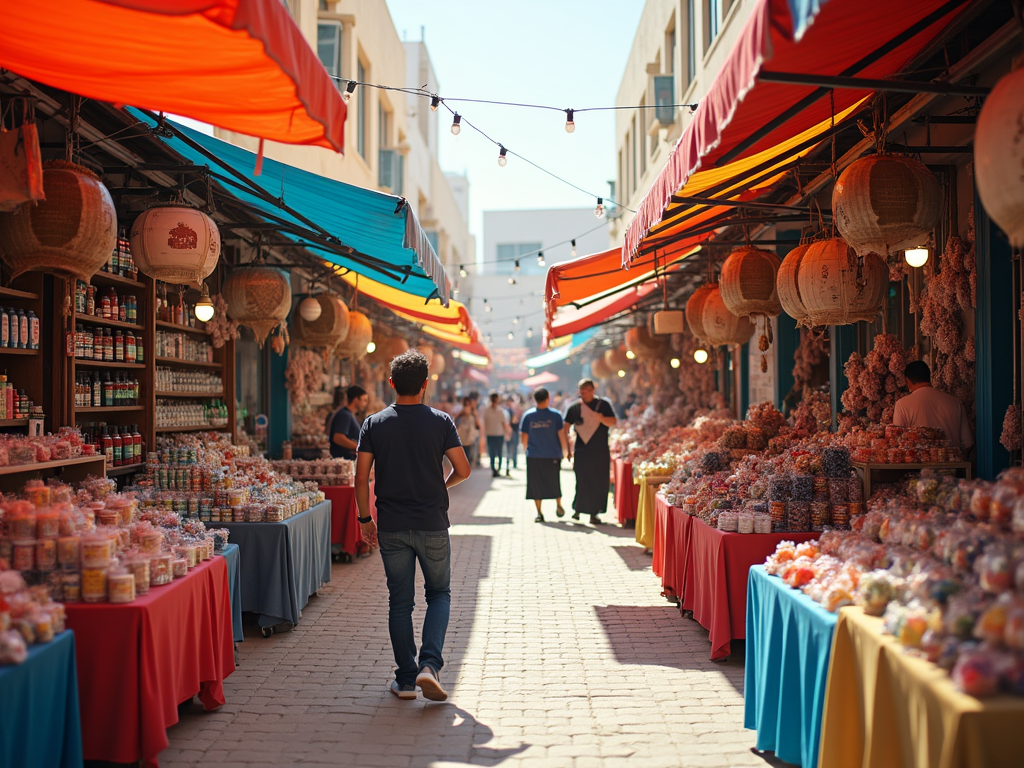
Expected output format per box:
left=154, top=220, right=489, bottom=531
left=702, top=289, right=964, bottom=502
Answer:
left=454, top=221, right=609, bottom=277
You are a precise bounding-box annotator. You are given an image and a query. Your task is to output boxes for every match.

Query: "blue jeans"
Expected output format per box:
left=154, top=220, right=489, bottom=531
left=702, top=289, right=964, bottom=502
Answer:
left=487, top=435, right=505, bottom=473
left=505, top=429, right=519, bottom=469
left=377, top=529, right=451, bottom=686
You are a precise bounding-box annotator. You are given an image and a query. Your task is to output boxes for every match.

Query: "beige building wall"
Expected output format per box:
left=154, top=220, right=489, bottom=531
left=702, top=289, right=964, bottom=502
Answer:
left=610, top=0, right=755, bottom=245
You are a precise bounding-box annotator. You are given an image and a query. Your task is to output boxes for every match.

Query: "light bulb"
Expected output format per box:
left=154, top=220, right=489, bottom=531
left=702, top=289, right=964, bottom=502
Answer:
left=431, top=373, right=439, bottom=381
left=451, top=114, right=462, bottom=135
left=670, top=358, right=681, bottom=369
left=366, top=341, right=376, bottom=354
left=617, top=369, right=626, bottom=378
left=514, top=259, right=520, bottom=273
left=484, top=300, right=492, bottom=313
left=527, top=328, right=534, bottom=338
left=343, top=80, right=356, bottom=103
left=905, top=247, right=929, bottom=268
left=537, top=252, right=545, bottom=267
left=459, top=264, right=467, bottom=278
left=194, top=283, right=215, bottom=323
left=298, top=295, right=322, bottom=322
left=513, top=317, right=520, bottom=325
left=595, top=197, right=605, bottom=218
left=571, top=239, right=576, bottom=257
left=430, top=95, right=440, bottom=111
left=451, top=349, right=461, bottom=360
left=625, top=350, right=635, bottom=360
left=565, top=109, right=575, bottom=133
left=498, top=146, right=508, bottom=167
left=694, top=348, right=709, bottom=364
left=507, top=331, right=514, bottom=340
left=508, top=276, right=517, bottom=285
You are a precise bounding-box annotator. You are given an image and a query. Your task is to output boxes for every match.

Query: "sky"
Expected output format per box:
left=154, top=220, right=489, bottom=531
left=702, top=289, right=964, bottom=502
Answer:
left=383, top=0, right=645, bottom=262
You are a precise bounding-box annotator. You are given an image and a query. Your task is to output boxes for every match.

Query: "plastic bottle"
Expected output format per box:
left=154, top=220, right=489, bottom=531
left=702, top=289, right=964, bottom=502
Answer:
left=92, top=373, right=101, bottom=408
left=109, top=288, right=118, bottom=322
left=103, top=374, right=113, bottom=407
left=111, top=428, right=122, bottom=467
left=0, top=307, right=8, bottom=348
left=104, top=328, right=114, bottom=362
left=100, top=426, right=113, bottom=464
left=17, top=309, right=27, bottom=349
left=136, top=338, right=144, bottom=364
left=28, top=311, right=39, bottom=350
left=114, top=329, right=124, bottom=362
left=132, top=424, right=142, bottom=464
left=125, top=331, right=136, bottom=364
left=86, top=284, right=95, bottom=316
left=100, top=289, right=111, bottom=319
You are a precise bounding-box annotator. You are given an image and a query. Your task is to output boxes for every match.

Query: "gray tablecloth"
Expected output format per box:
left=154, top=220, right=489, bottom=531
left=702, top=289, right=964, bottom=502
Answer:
left=219, top=543, right=243, bottom=643
left=220, top=501, right=332, bottom=628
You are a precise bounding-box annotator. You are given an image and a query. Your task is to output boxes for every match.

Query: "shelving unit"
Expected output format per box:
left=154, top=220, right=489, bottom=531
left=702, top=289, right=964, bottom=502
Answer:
left=156, top=319, right=210, bottom=336
left=155, top=391, right=224, bottom=398
left=155, top=424, right=227, bottom=433
left=0, top=454, right=107, bottom=492
left=154, top=356, right=222, bottom=369
left=0, top=273, right=46, bottom=436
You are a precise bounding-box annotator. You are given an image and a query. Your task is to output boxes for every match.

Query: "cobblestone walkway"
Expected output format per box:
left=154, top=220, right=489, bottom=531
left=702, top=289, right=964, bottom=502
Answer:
left=162, top=466, right=778, bottom=768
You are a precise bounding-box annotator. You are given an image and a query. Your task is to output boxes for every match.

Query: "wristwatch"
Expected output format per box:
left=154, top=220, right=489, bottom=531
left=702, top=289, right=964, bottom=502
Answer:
left=358, top=516, right=373, bottom=524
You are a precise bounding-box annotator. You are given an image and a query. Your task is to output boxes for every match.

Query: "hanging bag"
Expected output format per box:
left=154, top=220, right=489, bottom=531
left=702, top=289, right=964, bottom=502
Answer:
left=0, top=101, right=45, bottom=211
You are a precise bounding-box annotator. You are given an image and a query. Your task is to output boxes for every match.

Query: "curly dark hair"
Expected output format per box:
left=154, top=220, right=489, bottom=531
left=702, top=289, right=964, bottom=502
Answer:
left=390, top=349, right=429, bottom=395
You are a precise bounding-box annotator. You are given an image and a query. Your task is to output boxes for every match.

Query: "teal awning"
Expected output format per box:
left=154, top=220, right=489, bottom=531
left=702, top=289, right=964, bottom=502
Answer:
left=133, top=110, right=449, bottom=304
left=526, top=329, right=596, bottom=369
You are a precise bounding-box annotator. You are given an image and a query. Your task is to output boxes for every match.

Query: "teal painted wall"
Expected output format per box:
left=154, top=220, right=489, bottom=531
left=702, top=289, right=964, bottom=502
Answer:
left=829, top=325, right=856, bottom=431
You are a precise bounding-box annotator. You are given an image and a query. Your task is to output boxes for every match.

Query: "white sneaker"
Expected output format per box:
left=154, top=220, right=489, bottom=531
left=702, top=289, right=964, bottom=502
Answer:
left=415, top=666, right=448, bottom=701
left=389, top=680, right=417, bottom=699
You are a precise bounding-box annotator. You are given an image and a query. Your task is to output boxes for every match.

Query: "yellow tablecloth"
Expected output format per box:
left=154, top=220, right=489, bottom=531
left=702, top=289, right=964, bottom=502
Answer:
left=635, top=476, right=657, bottom=550
left=819, top=606, right=1024, bottom=768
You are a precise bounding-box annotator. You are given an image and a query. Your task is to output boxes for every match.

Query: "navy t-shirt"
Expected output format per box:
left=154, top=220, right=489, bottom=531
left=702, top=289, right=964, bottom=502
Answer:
left=357, top=404, right=463, bottom=532
left=329, top=407, right=361, bottom=460
left=519, top=407, right=564, bottom=459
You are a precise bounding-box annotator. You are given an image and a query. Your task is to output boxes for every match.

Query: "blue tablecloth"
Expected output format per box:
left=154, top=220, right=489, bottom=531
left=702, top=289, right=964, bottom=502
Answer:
left=0, top=630, right=83, bottom=768
left=220, top=543, right=243, bottom=643
left=220, top=501, right=332, bottom=628
left=745, top=565, right=838, bottom=768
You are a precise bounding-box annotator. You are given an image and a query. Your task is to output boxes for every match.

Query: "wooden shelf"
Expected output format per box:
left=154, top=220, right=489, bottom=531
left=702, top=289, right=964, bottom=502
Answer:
left=155, top=424, right=226, bottom=433
left=76, top=406, right=146, bottom=414
left=74, top=359, right=146, bottom=369
left=0, top=286, right=39, bottom=301
left=155, top=391, right=224, bottom=398
left=106, top=463, right=145, bottom=477
left=156, top=320, right=210, bottom=336
left=89, top=271, right=145, bottom=290
left=0, top=454, right=105, bottom=477
left=0, top=347, right=38, bottom=355
left=154, top=356, right=222, bottom=369
left=74, top=313, right=144, bottom=331
left=0, top=418, right=29, bottom=428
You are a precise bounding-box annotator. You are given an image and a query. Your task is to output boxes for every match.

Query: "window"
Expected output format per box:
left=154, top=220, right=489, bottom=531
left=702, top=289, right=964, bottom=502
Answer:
left=495, top=243, right=543, bottom=276
left=705, top=0, right=721, bottom=49
left=356, top=59, right=367, bottom=160
left=317, top=21, right=341, bottom=80
left=687, top=0, right=697, bottom=85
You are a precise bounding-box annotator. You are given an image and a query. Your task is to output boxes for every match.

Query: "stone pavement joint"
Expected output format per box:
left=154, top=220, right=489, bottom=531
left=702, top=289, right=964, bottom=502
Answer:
left=162, top=465, right=784, bottom=767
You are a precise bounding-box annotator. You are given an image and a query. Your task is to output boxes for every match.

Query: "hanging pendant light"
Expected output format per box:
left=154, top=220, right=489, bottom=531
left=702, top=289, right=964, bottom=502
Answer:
left=194, top=282, right=215, bottom=323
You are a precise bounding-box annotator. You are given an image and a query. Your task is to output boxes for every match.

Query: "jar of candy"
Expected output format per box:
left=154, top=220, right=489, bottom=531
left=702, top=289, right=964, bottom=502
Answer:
left=8, top=509, right=36, bottom=539
left=150, top=554, right=173, bottom=586
left=36, top=510, right=60, bottom=538
left=35, top=539, right=57, bottom=571
left=81, top=535, right=113, bottom=568
left=172, top=558, right=188, bottom=579
left=108, top=570, right=136, bottom=604
left=81, top=568, right=108, bottom=603
left=12, top=540, right=35, bottom=571
left=63, top=572, right=81, bottom=603
left=127, top=557, right=150, bottom=595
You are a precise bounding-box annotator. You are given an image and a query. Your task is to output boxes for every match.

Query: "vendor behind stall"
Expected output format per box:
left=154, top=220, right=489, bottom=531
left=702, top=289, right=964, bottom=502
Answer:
left=893, top=361, right=974, bottom=452
left=330, top=385, right=369, bottom=460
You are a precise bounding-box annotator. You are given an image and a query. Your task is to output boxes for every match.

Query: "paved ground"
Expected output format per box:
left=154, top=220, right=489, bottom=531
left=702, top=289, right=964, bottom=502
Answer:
left=162, top=464, right=784, bottom=768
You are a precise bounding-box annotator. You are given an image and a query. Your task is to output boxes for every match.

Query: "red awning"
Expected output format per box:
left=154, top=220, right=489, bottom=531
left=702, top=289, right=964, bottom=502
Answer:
left=0, top=0, right=347, bottom=152
left=624, top=0, right=967, bottom=262
left=546, top=282, right=660, bottom=342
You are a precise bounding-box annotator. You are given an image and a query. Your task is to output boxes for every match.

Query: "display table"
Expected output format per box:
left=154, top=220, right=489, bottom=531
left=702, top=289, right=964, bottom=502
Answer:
left=665, top=501, right=695, bottom=601
left=819, top=606, right=1024, bottom=768
left=684, top=518, right=817, bottom=660
left=321, top=484, right=367, bottom=558
left=65, top=555, right=234, bottom=766
left=220, top=500, right=332, bottom=629
left=745, top=565, right=837, bottom=768
left=0, top=630, right=83, bottom=768
left=221, top=543, right=243, bottom=643
left=851, top=460, right=972, bottom=499
left=613, top=458, right=640, bottom=524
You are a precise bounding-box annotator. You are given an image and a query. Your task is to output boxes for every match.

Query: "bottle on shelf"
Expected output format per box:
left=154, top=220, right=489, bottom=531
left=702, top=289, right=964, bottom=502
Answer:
left=28, top=311, right=38, bottom=350
left=17, top=309, right=27, bottom=349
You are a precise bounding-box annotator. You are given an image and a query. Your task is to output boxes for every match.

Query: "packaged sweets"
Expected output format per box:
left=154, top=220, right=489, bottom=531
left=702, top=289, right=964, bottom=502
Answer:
left=80, top=535, right=113, bottom=568
left=107, top=570, right=136, bottom=604
left=81, top=568, right=108, bottom=603
left=150, top=554, right=173, bottom=586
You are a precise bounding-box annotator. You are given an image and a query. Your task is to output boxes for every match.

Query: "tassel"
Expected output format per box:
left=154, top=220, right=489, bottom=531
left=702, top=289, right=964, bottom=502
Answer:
left=254, top=138, right=264, bottom=177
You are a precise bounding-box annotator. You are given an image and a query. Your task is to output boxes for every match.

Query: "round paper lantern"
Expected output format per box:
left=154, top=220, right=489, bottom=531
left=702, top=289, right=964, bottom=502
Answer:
left=975, top=63, right=1024, bottom=248
left=430, top=351, right=447, bottom=376
left=591, top=355, right=612, bottom=379
left=685, top=283, right=717, bottom=342
left=832, top=154, right=940, bottom=256
left=292, top=293, right=349, bottom=350
left=129, top=204, right=220, bottom=287
left=720, top=246, right=782, bottom=318
left=298, top=296, right=322, bottom=322
left=701, top=285, right=755, bottom=346
left=776, top=243, right=813, bottom=324
left=625, top=326, right=668, bottom=360
left=604, top=345, right=630, bottom=371
left=367, top=334, right=408, bottom=365
left=797, top=238, right=887, bottom=326
left=0, top=160, right=115, bottom=282
left=336, top=311, right=373, bottom=359
left=415, top=344, right=435, bottom=367
left=223, top=266, right=291, bottom=346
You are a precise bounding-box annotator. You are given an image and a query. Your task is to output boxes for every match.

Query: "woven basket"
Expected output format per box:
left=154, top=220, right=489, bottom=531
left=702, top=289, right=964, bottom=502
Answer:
left=625, top=325, right=668, bottom=360
left=701, top=285, right=755, bottom=346
left=776, top=243, right=813, bottom=324
left=798, top=238, right=887, bottom=326
left=0, top=160, right=116, bottom=282
left=223, top=266, right=291, bottom=346
left=833, top=154, right=940, bottom=256
left=604, top=346, right=630, bottom=371
left=720, top=247, right=782, bottom=318
left=336, top=311, right=373, bottom=359
left=591, top=355, right=613, bottom=379
left=976, top=62, right=1024, bottom=248
left=292, top=293, right=350, bottom=350
left=685, top=283, right=717, bottom=342
left=366, top=334, right=408, bottom=365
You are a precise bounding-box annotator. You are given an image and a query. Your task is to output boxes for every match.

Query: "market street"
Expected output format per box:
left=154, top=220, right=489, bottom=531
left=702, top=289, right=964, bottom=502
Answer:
left=161, top=467, right=772, bottom=768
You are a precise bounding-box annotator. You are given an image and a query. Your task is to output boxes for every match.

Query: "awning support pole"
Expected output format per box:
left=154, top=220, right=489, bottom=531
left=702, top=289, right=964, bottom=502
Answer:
left=756, top=70, right=988, bottom=97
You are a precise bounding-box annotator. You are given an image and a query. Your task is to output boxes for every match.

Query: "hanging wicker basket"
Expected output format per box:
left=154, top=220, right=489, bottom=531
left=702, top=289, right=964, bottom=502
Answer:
left=701, top=285, right=755, bottom=346
left=776, top=243, right=813, bottom=324
left=625, top=325, right=668, bottom=360
left=336, top=311, right=373, bottom=359
left=0, top=160, right=116, bottom=282
left=685, top=283, right=717, bottom=342
left=798, top=238, right=887, bottom=326
left=292, top=293, right=350, bottom=350
left=720, top=246, right=782, bottom=318
left=223, top=266, right=291, bottom=347
left=129, top=203, right=220, bottom=287
left=832, top=154, right=940, bottom=256
left=366, top=334, right=408, bottom=365
left=975, top=60, right=1024, bottom=248
left=591, top=355, right=613, bottom=379
left=604, top=345, right=630, bottom=371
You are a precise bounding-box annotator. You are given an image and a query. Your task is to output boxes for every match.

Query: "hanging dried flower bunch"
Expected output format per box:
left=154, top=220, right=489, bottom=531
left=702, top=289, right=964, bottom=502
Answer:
left=270, top=321, right=289, bottom=356
left=675, top=332, right=716, bottom=412
left=792, top=328, right=828, bottom=394
left=840, top=333, right=910, bottom=424
left=207, top=294, right=238, bottom=349
left=1000, top=404, right=1021, bottom=453
left=284, top=349, right=324, bottom=404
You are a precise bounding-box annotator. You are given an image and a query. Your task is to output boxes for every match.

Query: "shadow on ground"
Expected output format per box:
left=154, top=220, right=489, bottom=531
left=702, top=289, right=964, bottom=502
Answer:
left=612, top=545, right=655, bottom=571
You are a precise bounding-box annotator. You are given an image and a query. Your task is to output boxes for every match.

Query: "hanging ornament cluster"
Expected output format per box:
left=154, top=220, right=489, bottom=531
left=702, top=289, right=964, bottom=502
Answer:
left=129, top=203, right=220, bottom=288
left=974, top=57, right=1024, bottom=249
left=222, top=266, right=291, bottom=347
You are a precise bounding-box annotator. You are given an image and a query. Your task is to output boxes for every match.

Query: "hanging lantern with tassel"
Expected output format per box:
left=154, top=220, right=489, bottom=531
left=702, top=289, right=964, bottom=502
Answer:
left=292, top=293, right=350, bottom=351
left=129, top=203, right=220, bottom=287
left=336, top=311, right=373, bottom=359
left=798, top=238, right=888, bottom=326
left=776, top=242, right=813, bottom=325
left=975, top=56, right=1024, bottom=248
left=222, top=266, right=291, bottom=347
left=701, top=285, right=755, bottom=347
left=685, top=283, right=717, bottom=343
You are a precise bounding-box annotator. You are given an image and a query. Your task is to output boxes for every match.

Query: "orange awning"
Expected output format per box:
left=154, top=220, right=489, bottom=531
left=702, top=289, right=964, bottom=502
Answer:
left=0, top=0, right=346, bottom=151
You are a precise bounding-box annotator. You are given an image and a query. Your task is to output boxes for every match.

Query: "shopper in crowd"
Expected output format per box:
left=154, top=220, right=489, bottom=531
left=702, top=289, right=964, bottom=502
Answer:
left=482, top=391, right=510, bottom=478
left=455, top=396, right=480, bottom=465
left=329, top=385, right=368, bottom=460
left=355, top=349, right=471, bottom=701
left=324, top=386, right=347, bottom=435
left=520, top=387, right=568, bottom=523
left=504, top=393, right=524, bottom=476
left=893, top=360, right=975, bottom=452
left=563, top=378, right=617, bottom=525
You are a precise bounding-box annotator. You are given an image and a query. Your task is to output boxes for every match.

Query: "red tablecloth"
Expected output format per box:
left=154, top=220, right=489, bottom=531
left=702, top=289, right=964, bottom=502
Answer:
left=652, top=493, right=669, bottom=579
left=613, top=459, right=640, bottom=523
left=654, top=495, right=693, bottom=599
left=65, top=555, right=235, bottom=767
left=685, top=518, right=817, bottom=660
left=321, top=484, right=359, bottom=555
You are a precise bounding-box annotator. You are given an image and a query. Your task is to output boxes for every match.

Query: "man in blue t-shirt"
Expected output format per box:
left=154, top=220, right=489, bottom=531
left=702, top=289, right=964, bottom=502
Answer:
left=329, top=385, right=368, bottom=460
left=355, top=350, right=471, bottom=702
left=519, top=387, right=568, bottom=523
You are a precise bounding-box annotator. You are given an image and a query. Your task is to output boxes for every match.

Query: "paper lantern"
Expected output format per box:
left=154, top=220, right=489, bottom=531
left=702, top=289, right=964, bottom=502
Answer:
left=797, top=238, right=887, bottom=326
left=590, top=355, right=612, bottom=379
left=336, top=311, right=373, bottom=359
left=720, top=247, right=782, bottom=318
left=975, top=63, right=1024, bottom=248
left=292, top=293, right=349, bottom=350
left=625, top=326, right=668, bottom=360
left=0, top=160, right=115, bottom=282
left=415, top=345, right=435, bottom=366
left=685, top=283, right=717, bottom=342
left=430, top=351, right=446, bottom=375
left=223, top=266, right=291, bottom=346
left=298, top=296, right=322, bottom=322
left=604, top=345, right=630, bottom=371
left=701, top=285, right=754, bottom=346
left=367, top=334, right=408, bottom=365
left=129, top=204, right=220, bottom=287
left=832, top=154, right=940, bottom=256
left=776, top=243, right=813, bottom=324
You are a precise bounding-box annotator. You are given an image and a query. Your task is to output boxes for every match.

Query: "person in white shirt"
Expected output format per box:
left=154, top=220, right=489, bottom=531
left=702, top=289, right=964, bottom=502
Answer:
left=482, top=391, right=511, bottom=478
left=892, top=361, right=974, bottom=452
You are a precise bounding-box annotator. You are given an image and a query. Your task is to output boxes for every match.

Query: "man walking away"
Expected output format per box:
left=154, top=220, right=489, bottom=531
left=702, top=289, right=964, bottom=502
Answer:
left=563, top=379, right=617, bottom=525
left=329, top=385, right=368, bottom=460
left=355, top=350, right=471, bottom=701
left=520, top=387, right=568, bottom=523
left=483, top=391, right=510, bottom=478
